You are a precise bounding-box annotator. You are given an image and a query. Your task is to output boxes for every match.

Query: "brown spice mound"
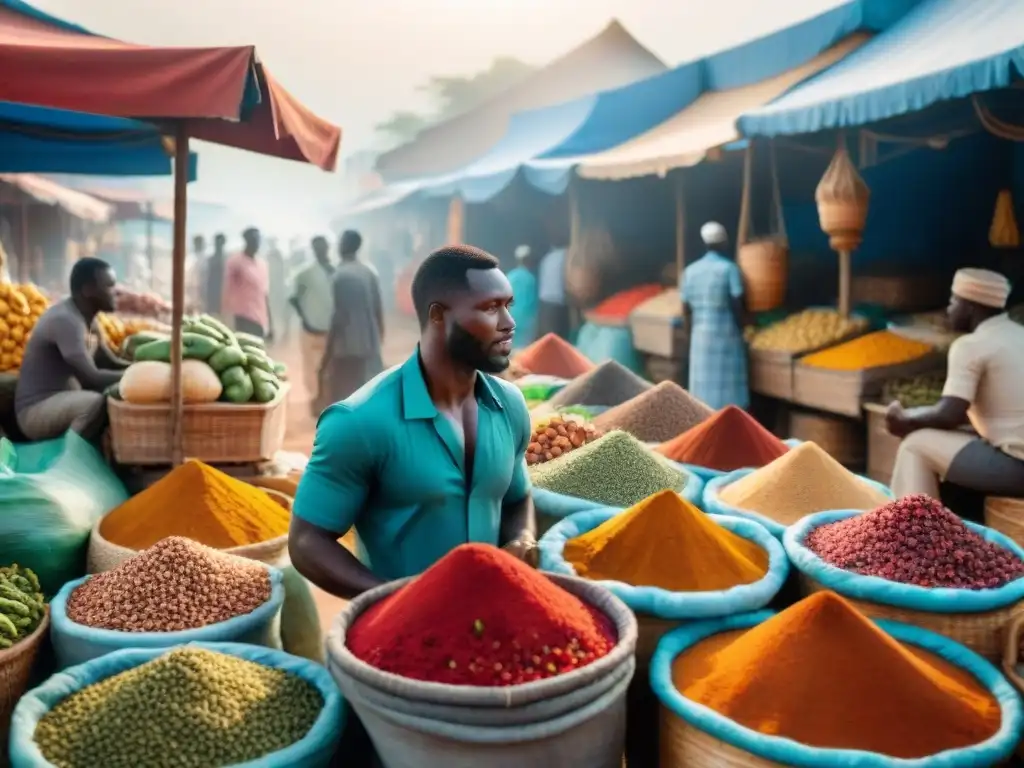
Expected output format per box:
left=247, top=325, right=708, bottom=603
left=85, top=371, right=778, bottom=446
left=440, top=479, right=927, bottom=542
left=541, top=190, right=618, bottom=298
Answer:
left=657, top=405, right=789, bottom=471
left=593, top=381, right=713, bottom=442
left=514, top=333, right=594, bottom=379
left=719, top=441, right=889, bottom=524
left=66, top=537, right=272, bottom=632
left=548, top=360, right=652, bottom=408
left=674, top=591, right=1000, bottom=758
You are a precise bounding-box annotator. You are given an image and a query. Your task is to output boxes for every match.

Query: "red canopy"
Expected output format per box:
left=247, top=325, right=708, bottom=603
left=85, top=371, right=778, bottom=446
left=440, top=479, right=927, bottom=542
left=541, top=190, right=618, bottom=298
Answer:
left=0, top=4, right=340, bottom=170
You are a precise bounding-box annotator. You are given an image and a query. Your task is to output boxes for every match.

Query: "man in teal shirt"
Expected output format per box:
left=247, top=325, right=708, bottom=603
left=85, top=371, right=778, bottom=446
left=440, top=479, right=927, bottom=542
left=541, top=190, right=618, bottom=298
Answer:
left=290, top=244, right=537, bottom=599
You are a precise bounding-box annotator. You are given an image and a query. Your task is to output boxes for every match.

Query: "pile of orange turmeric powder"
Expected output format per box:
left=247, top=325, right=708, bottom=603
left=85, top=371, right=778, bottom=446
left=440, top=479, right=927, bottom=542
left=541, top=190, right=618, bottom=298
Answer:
left=564, top=489, right=768, bottom=591
left=672, top=591, right=1001, bottom=758
left=99, top=460, right=290, bottom=550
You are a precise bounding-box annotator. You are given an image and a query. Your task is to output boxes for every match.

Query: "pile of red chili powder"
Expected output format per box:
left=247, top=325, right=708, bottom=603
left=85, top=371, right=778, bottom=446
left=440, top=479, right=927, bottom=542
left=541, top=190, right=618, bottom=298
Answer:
left=514, top=334, right=594, bottom=379
left=806, top=494, right=1024, bottom=589
left=656, top=405, right=789, bottom=471
left=347, top=544, right=617, bottom=686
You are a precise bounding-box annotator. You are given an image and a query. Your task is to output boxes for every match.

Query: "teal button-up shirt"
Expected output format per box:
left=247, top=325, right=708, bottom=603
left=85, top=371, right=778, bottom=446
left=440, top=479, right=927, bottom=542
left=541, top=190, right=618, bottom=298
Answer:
left=293, top=350, right=533, bottom=581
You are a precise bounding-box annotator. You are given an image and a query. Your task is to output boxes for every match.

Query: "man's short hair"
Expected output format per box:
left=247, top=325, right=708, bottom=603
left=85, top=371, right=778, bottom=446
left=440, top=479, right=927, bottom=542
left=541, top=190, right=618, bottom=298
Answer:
left=69, top=257, right=111, bottom=295
left=214, top=233, right=226, bottom=246
left=410, top=244, right=500, bottom=328
left=340, top=230, right=363, bottom=256
left=311, top=235, right=328, bottom=249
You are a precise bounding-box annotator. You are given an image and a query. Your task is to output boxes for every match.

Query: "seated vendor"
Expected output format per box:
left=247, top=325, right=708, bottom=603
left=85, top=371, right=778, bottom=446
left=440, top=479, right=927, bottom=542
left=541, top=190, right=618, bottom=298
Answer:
left=289, top=244, right=537, bottom=599
left=15, top=258, right=122, bottom=443
left=886, top=268, right=1024, bottom=500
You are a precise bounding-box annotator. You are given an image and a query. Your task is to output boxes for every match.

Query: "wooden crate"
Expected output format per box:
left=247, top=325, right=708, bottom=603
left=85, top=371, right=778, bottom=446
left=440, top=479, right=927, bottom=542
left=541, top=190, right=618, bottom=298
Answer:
left=788, top=408, right=866, bottom=469
left=863, top=402, right=901, bottom=485
left=749, top=348, right=795, bottom=400
left=792, top=353, right=944, bottom=418
left=631, top=314, right=686, bottom=358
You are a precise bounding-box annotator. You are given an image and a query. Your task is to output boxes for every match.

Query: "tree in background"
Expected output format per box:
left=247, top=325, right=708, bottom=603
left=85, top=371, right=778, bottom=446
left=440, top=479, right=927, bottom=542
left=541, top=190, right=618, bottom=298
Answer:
left=375, top=56, right=535, bottom=146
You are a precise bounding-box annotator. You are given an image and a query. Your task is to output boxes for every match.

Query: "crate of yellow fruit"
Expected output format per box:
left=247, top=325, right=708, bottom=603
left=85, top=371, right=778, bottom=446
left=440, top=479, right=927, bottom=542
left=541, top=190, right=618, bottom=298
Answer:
left=0, top=283, right=49, bottom=373
left=792, top=330, right=944, bottom=418
left=94, top=313, right=170, bottom=368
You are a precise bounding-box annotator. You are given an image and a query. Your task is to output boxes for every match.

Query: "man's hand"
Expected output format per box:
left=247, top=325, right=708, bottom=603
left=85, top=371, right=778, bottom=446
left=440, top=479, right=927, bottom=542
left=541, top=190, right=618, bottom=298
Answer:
left=502, top=531, right=539, bottom=568
left=885, top=400, right=912, bottom=438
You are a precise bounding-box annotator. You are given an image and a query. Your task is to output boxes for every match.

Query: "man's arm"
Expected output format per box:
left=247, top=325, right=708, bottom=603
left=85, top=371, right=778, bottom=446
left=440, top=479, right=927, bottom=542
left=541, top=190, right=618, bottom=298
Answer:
left=54, top=317, right=122, bottom=390
left=887, top=337, right=976, bottom=437
left=288, top=404, right=385, bottom=599
left=500, top=390, right=537, bottom=551
left=727, top=263, right=746, bottom=330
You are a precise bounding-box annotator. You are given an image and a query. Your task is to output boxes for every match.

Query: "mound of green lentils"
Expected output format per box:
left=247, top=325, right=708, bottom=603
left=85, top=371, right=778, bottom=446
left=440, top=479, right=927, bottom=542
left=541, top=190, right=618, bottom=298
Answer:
left=34, top=648, right=322, bottom=768
left=881, top=371, right=945, bottom=408
left=529, top=429, right=686, bottom=507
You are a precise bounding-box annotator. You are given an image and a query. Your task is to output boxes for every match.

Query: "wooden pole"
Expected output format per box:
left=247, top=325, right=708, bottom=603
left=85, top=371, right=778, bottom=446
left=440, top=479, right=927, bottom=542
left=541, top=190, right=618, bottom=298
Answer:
left=736, top=142, right=753, bottom=256
left=838, top=249, right=852, bottom=318
left=674, top=173, right=686, bottom=280
left=170, top=124, right=189, bottom=467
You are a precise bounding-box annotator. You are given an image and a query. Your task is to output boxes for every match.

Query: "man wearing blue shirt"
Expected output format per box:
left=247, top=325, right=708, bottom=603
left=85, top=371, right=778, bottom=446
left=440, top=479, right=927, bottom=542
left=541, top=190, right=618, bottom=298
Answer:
left=289, top=244, right=537, bottom=599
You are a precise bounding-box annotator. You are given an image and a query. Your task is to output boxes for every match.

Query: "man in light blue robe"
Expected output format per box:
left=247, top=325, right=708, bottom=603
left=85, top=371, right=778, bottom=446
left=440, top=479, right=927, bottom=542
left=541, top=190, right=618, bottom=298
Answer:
left=507, top=245, right=538, bottom=350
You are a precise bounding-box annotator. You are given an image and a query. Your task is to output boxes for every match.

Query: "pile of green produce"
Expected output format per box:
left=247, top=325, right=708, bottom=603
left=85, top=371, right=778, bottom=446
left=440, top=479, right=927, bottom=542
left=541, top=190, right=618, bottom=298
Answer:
left=881, top=371, right=945, bottom=408
left=0, top=563, right=46, bottom=648
left=34, top=647, right=323, bottom=768
left=118, top=315, right=287, bottom=404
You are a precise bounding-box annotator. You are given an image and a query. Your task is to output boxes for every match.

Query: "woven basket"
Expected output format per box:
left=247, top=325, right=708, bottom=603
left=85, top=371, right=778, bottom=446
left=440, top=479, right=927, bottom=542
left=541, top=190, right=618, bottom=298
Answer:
left=799, top=572, right=1024, bottom=662
left=660, top=707, right=783, bottom=767
left=737, top=238, right=788, bottom=313
left=985, top=497, right=1024, bottom=550
left=87, top=486, right=292, bottom=573
left=1002, top=612, right=1024, bottom=759
left=0, top=610, right=49, bottom=745
left=107, top=383, right=289, bottom=465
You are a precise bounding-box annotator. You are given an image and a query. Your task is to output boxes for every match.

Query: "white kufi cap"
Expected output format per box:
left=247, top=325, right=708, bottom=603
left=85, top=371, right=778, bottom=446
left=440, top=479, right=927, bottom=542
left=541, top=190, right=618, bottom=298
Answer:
left=951, top=268, right=1011, bottom=309
left=701, top=221, right=727, bottom=246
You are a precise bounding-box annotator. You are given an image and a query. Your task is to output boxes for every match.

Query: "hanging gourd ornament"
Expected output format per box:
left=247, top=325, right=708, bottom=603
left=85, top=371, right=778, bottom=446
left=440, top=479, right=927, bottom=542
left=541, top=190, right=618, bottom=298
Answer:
left=815, top=146, right=870, bottom=252
left=989, top=189, right=1020, bottom=249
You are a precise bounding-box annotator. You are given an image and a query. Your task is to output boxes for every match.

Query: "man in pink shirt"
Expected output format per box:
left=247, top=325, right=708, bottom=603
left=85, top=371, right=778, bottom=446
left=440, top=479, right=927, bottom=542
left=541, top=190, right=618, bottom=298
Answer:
left=222, top=227, right=273, bottom=340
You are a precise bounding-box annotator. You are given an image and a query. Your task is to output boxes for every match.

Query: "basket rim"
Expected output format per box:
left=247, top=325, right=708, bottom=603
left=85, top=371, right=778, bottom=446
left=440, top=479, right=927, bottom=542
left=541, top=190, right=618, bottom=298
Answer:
left=651, top=611, right=1023, bottom=768
left=10, top=640, right=344, bottom=768
left=783, top=510, right=1024, bottom=613
left=538, top=508, right=789, bottom=620
left=326, top=570, right=638, bottom=707
left=0, top=608, right=50, bottom=665
left=109, top=381, right=290, bottom=413
left=532, top=461, right=701, bottom=514
left=704, top=468, right=893, bottom=539
left=90, top=516, right=290, bottom=560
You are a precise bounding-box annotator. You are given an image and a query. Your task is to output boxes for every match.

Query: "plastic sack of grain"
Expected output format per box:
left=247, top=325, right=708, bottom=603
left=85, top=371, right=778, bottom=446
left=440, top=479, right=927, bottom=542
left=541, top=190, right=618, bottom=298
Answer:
left=650, top=611, right=1023, bottom=768
left=540, top=508, right=788, bottom=619
left=0, top=432, right=128, bottom=596
left=786, top=510, right=1024, bottom=614
left=703, top=468, right=891, bottom=539
left=9, top=641, right=345, bottom=768
left=49, top=567, right=285, bottom=669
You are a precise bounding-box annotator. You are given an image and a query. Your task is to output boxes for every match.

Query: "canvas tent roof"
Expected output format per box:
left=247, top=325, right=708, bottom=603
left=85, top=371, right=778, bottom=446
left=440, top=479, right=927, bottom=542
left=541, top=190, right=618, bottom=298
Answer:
left=373, top=20, right=666, bottom=182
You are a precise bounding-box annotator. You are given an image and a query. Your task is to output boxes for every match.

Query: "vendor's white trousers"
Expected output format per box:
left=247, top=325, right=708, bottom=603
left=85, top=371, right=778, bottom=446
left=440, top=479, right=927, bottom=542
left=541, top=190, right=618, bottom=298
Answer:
left=891, top=428, right=975, bottom=499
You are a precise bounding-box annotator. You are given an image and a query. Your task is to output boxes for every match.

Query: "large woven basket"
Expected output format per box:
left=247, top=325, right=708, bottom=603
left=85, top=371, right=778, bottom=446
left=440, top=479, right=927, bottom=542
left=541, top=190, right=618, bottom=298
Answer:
left=985, top=497, right=1024, bottom=550
left=107, top=383, right=289, bottom=465
left=86, top=486, right=292, bottom=573
left=799, top=572, right=1024, bottom=662
left=660, top=707, right=782, bottom=767
left=737, top=238, right=788, bottom=313
left=0, top=611, right=49, bottom=746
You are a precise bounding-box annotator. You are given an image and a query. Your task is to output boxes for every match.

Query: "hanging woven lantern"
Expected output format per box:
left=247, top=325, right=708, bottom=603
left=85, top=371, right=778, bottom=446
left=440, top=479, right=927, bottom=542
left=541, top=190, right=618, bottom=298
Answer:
left=989, top=189, right=1020, bottom=249
left=815, top=146, right=870, bottom=252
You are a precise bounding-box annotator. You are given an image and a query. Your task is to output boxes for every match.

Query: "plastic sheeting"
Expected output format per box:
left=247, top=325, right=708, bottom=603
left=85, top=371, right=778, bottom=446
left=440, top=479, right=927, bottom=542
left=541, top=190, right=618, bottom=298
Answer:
left=0, top=101, right=195, bottom=177
left=739, top=0, right=1024, bottom=137
left=577, top=36, right=869, bottom=181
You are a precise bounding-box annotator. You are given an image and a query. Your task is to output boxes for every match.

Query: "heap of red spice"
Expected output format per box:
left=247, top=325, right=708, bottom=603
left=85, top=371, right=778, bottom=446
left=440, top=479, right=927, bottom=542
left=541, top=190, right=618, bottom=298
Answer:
left=347, top=544, right=617, bottom=686
left=656, top=405, right=789, bottom=471
left=514, top=334, right=595, bottom=379
left=591, top=284, right=664, bottom=320
left=806, top=494, right=1024, bottom=589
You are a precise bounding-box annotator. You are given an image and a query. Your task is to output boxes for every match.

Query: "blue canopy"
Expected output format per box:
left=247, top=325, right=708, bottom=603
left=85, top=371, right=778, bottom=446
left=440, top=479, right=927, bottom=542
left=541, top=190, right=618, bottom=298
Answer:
left=738, top=0, right=1024, bottom=137
left=414, top=0, right=924, bottom=203
left=0, top=102, right=197, bottom=178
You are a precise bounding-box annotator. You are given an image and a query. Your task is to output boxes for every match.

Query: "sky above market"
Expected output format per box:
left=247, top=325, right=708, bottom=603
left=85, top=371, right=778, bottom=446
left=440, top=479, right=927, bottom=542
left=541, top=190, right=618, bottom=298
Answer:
left=31, top=0, right=847, bottom=237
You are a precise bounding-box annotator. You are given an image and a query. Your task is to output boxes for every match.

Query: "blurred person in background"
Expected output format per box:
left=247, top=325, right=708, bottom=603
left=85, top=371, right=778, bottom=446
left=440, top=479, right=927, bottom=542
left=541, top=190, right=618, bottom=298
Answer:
left=291, top=235, right=335, bottom=414
left=507, top=245, right=537, bottom=349
left=16, top=258, right=122, bottom=442
left=319, top=230, right=384, bottom=407
left=204, top=233, right=227, bottom=318
left=537, top=229, right=570, bottom=340
left=266, top=237, right=289, bottom=343
left=682, top=222, right=749, bottom=411
left=223, top=227, right=272, bottom=340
